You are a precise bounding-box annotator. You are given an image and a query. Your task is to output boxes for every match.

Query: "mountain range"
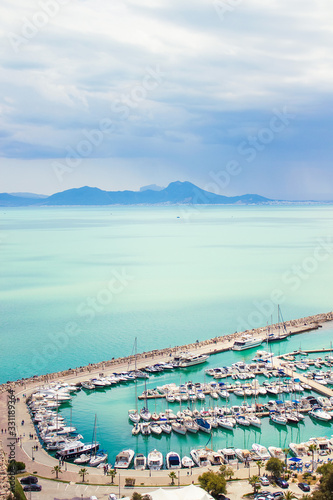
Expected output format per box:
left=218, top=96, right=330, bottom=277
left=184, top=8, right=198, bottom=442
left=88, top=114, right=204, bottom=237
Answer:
left=0, top=181, right=271, bottom=207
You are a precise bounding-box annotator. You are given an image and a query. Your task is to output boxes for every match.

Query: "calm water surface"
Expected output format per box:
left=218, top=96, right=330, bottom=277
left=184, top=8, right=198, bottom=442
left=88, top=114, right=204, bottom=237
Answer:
left=1, top=205, right=332, bottom=383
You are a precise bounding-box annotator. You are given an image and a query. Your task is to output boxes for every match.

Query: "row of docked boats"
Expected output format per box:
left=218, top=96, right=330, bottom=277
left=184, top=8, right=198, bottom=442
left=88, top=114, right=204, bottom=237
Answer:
left=79, top=352, right=210, bottom=391
left=113, top=439, right=325, bottom=470
left=27, top=383, right=109, bottom=467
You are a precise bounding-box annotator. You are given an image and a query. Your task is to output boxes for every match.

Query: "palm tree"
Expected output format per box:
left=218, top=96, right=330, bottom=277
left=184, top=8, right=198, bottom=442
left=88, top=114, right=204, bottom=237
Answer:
left=51, top=465, right=62, bottom=479
left=282, top=448, right=289, bottom=475
left=107, top=468, right=117, bottom=484
left=79, top=468, right=88, bottom=482
left=283, top=491, right=296, bottom=499
left=248, top=475, right=260, bottom=495
left=308, top=444, right=317, bottom=472
left=169, top=471, right=177, bottom=485
left=256, top=460, right=264, bottom=476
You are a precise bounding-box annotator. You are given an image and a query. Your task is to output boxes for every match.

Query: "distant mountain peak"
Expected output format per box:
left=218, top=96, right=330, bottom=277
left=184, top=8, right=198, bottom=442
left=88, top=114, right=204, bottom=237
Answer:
left=140, top=184, right=164, bottom=192
left=0, top=182, right=272, bottom=206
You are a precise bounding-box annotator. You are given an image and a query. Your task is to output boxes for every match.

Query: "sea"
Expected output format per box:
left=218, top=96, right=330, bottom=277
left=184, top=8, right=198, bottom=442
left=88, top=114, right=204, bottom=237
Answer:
left=1, top=204, right=333, bottom=462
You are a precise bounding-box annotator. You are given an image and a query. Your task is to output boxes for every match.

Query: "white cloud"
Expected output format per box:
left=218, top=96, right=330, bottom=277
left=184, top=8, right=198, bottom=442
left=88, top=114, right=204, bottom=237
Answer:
left=1, top=0, right=333, bottom=198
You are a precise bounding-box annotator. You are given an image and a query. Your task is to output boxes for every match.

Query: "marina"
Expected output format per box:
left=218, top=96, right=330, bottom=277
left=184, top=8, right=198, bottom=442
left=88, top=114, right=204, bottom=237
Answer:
left=10, top=313, right=333, bottom=477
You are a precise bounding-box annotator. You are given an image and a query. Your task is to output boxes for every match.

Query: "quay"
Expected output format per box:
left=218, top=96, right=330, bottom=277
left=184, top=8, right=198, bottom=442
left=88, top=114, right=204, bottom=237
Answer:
left=273, top=356, right=333, bottom=398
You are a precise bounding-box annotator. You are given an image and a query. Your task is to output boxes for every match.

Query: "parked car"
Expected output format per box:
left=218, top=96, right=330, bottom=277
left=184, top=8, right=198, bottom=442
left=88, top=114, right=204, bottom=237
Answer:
left=23, top=484, right=42, bottom=492
left=260, top=476, right=270, bottom=486
left=108, top=495, right=117, bottom=500
left=298, top=482, right=310, bottom=492
left=217, top=495, right=230, bottom=500
left=20, top=476, right=38, bottom=485
left=274, top=477, right=289, bottom=488
left=271, top=493, right=284, bottom=499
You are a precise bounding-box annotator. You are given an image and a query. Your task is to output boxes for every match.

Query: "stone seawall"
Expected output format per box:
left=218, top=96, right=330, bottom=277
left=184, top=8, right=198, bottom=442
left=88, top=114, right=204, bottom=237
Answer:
left=1, top=310, right=332, bottom=395
left=0, top=442, right=11, bottom=499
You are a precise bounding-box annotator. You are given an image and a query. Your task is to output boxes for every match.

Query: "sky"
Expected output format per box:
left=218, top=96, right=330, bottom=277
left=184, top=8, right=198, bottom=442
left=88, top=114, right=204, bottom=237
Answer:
left=1, top=0, right=333, bottom=200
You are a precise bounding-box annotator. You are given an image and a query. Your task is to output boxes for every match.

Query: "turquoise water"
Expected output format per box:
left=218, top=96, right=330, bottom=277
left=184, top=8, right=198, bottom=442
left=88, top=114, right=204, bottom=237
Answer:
left=58, top=321, right=333, bottom=465
left=1, top=205, right=333, bottom=383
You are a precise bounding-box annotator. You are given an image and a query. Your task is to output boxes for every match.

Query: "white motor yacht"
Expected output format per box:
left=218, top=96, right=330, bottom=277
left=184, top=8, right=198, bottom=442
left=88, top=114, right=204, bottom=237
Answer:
left=114, top=449, right=134, bottom=469
left=134, top=453, right=146, bottom=470
left=147, top=449, right=163, bottom=470
left=166, top=451, right=181, bottom=469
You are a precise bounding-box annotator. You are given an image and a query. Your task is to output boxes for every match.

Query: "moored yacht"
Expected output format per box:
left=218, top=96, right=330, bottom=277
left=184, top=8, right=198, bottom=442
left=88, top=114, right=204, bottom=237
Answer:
left=219, top=448, right=238, bottom=466
left=114, top=449, right=134, bottom=469
left=195, top=417, right=211, bottom=433
left=148, top=449, right=163, bottom=470
left=252, top=443, right=270, bottom=460
left=56, top=440, right=99, bottom=460
left=166, top=451, right=181, bottom=469
left=268, top=446, right=285, bottom=460
left=190, top=448, right=210, bottom=467
left=182, top=455, right=195, bottom=468
left=89, top=452, right=108, bottom=466
left=173, top=352, right=209, bottom=367
left=232, top=335, right=263, bottom=351
left=134, top=453, right=146, bottom=470
left=308, top=408, right=331, bottom=421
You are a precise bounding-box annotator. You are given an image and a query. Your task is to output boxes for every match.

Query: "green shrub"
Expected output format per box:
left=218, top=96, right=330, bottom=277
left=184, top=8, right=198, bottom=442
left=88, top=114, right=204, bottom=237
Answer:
left=7, top=461, right=25, bottom=474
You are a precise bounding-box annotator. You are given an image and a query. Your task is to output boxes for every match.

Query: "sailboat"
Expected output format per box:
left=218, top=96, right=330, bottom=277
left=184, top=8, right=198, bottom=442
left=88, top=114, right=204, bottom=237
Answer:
left=129, top=338, right=140, bottom=424
left=267, top=305, right=290, bottom=342
left=140, top=368, right=152, bottom=421
left=89, top=415, right=108, bottom=466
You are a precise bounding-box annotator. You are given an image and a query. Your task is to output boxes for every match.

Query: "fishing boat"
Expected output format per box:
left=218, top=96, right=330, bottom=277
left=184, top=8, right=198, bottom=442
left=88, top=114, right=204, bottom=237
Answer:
left=148, top=449, right=163, bottom=470
left=134, top=453, right=146, bottom=470
left=190, top=448, right=210, bottom=467
left=114, top=449, right=134, bottom=469
left=232, top=335, right=263, bottom=351
left=182, top=456, right=195, bottom=468
left=166, top=451, right=181, bottom=469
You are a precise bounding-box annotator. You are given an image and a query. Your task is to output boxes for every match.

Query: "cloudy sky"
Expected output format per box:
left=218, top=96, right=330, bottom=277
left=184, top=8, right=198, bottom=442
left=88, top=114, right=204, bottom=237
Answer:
left=1, top=0, right=333, bottom=199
